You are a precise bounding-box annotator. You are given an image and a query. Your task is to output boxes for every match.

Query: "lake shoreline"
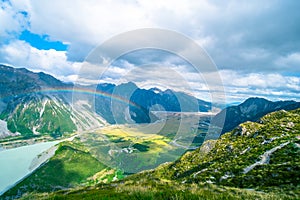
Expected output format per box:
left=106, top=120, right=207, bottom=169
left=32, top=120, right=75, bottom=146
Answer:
left=0, top=141, right=61, bottom=196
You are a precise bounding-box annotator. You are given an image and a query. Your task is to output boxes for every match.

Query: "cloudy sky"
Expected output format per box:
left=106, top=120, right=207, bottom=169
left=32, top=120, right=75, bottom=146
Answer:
left=1, top=0, right=300, bottom=103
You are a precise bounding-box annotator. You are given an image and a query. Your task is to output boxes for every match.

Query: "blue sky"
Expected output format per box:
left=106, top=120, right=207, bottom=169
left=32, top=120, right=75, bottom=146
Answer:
left=0, top=0, right=300, bottom=103
left=19, top=30, right=67, bottom=51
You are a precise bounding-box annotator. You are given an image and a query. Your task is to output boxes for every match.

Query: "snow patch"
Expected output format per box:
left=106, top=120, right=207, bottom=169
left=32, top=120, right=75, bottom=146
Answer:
left=39, top=99, right=48, bottom=118
left=32, top=126, right=40, bottom=135
left=0, top=120, right=20, bottom=138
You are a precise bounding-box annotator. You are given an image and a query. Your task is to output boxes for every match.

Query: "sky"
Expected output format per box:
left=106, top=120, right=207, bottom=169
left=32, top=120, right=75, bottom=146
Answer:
left=0, top=0, right=300, bottom=103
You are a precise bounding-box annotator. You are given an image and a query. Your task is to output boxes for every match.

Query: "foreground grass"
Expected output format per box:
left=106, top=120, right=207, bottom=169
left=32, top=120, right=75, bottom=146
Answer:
left=20, top=181, right=294, bottom=200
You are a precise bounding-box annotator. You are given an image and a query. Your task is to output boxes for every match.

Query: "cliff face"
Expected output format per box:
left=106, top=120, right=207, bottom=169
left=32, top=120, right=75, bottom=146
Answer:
left=212, top=97, right=300, bottom=134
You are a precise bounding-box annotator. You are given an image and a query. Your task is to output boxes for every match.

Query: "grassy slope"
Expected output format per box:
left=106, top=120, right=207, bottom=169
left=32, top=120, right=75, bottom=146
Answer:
left=13, top=109, right=300, bottom=200
left=0, top=97, right=76, bottom=138
left=20, top=182, right=292, bottom=200
left=139, top=108, right=300, bottom=196
left=2, top=141, right=108, bottom=199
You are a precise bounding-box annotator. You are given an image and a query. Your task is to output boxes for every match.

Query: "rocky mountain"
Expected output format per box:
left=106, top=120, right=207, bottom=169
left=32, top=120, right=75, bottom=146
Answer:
left=212, top=97, right=300, bottom=134
left=0, top=65, right=105, bottom=138
left=0, top=65, right=211, bottom=138
left=0, top=64, right=68, bottom=100
left=95, top=82, right=211, bottom=124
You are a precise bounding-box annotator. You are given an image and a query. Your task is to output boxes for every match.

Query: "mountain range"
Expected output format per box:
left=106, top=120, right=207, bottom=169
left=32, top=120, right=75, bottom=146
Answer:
left=0, top=65, right=211, bottom=138
left=212, top=97, right=300, bottom=135
left=1, top=65, right=300, bottom=199
left=0, top=65, right=105, bottom=138
left=95, top=81, right=211, bottom=124
left=1, top=64, right=299, bottom=140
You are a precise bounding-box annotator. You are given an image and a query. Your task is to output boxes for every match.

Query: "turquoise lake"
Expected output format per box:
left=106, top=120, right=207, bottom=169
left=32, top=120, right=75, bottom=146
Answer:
left=0, top=141, right=59, bottom=195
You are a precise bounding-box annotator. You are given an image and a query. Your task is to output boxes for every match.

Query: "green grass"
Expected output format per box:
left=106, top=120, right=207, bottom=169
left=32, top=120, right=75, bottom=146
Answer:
left=143, top=109, right=300, bottom=196
left=20, top=181, right=293, bottom=200
left=1, top=96, right=76, bottom=138
left=76, top=114, right=209, bottom=174
left=3, top=109, right=300, bottom=199
left=2, top=141, right=108, bottom=199
left=37, top=100, right=76, bottom=136
left=78, top=125, right=184, bottom=173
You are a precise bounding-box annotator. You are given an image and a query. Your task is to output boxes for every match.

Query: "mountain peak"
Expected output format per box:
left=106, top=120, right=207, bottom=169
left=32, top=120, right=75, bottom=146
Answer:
left=163, top=89, right=174, bottom=95
left=212, top=97, right=300, bottom=134
left=242, top=97, right=270, bottom=104
left=149, top=87, right=162, bottom=94
left=118, top=81, right=137, bottom=89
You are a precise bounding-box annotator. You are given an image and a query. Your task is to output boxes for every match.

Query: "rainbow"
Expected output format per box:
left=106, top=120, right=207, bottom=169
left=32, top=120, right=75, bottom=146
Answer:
left=1, top=87, right=141, bottom=109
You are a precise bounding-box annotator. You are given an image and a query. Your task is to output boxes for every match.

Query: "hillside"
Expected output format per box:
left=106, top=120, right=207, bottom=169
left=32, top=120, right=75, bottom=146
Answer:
left=2, top=113, right=207, bottom=198
left=0, top=65, right=212, bottom=140
left=4, top=108, right=299, bottom=199
left=0, top=65, right=105, bottom=139
left=2, top=140, right=124, bottom=199
left=0, top=64, right=68, bottom=99
left=142, top=108, right=300, bottom=194
left=212, top=97, right=300, bottom=134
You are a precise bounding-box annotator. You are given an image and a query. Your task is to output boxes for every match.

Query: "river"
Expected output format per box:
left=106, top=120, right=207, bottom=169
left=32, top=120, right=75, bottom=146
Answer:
left=0, top=141, right=60, bottom=195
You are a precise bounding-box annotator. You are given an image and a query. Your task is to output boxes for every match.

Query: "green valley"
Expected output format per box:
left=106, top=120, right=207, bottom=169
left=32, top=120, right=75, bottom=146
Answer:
left=2, top=140, right=123, bottom=199
left=2, top=108, right=300, bottom=199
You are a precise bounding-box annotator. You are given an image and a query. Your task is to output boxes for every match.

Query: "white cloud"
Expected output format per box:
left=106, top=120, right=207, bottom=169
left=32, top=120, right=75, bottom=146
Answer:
left=0, top=1, right=28, bottom=39
left=219, top=70, right=300, bottom=102
left=220, top=70, right=299, bottom=90
left=275, top=52, right=300, bottom=72
left=26, top=0, right=153, bottom=47
left=240, top=48, right=272, bottom=62
left=0, top=0, right=300, bottom=102
left=0, top=40, right=81, bottom=79
left=2, top=1, right=300, bottom=70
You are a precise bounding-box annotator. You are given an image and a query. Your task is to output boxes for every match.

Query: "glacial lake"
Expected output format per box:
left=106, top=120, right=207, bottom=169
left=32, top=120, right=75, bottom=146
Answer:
left=0, top=141, right=60, bottom=195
